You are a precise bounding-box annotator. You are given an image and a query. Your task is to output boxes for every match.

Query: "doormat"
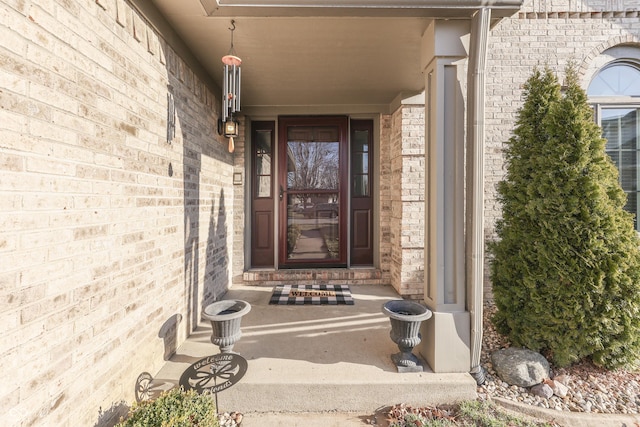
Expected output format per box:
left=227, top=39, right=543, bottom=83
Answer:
left=269, top=284, right=354, bottom=305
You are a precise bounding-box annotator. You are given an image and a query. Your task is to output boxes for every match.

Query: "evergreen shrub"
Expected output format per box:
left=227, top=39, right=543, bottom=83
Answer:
left=490, top=65, right=640, bottom=369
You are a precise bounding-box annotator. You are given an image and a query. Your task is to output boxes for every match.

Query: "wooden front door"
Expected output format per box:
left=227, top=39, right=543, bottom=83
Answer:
left=250, top=117, right=374, bottom=269
left=278, top=116, right=348, bottom=267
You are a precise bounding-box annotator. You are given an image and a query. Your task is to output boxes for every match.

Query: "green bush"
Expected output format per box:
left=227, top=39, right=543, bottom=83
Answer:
left=116, top=388, right=218, bottom=427
left=490, top=65, right=640, bottom=369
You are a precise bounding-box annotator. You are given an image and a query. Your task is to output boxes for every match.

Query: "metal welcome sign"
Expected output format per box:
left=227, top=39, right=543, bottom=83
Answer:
left=179, top=353, right=248, bottom=394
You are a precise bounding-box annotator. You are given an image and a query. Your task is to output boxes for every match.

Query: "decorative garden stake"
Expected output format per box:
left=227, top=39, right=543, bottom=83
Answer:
left=382, top=300, right=432, bottom=372
left=203, top=299, right=251, bottom=354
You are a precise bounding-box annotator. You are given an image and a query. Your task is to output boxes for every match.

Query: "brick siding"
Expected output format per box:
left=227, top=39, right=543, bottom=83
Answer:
left=0, top=1, right=233, bottom=425
left=484, top=0, right=640, bottom=299
left=388, top=105, right=425, bottom=299
left=1, top=0, right=639, bottom=424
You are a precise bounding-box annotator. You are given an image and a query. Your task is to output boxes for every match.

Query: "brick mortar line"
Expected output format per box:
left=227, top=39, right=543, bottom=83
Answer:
left=518, top=11, right=639, bottom=19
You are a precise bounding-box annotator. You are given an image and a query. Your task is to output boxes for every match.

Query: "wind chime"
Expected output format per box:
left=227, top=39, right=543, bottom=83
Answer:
left=219, top=20, right=241, bottom=153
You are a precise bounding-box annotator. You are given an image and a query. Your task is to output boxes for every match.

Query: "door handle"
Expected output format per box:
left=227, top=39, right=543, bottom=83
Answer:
left=279, top=185, right=284, bottom=201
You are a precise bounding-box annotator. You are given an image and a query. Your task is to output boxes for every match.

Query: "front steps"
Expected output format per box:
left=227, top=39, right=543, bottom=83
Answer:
left=242, top=267, right=387, bottom=286
left=153, top=284, right=477, bottom=415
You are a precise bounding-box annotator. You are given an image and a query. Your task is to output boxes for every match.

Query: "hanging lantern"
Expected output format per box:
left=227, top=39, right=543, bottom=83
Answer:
left=219, top=20, right=241, bottom=153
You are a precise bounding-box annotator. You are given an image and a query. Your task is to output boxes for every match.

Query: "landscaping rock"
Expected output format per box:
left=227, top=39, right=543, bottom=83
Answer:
left=491, top=347, right=550, bottom=387
left=531, top=383, right=554, bottom=399
left=545, top=378, right=569, bottom=397
left=481, top=303, right=640, bottom=414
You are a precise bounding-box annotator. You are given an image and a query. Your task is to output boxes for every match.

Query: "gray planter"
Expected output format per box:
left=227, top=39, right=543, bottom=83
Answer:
left=203, top=300, right=251, bottom=354
left=382, top=300, right=432, bottom=372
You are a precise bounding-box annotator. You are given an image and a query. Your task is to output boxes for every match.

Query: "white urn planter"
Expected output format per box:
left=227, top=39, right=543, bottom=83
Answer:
left=382, top=300, right=432, bottom=372
left=203, top=300, right=251, bottom=354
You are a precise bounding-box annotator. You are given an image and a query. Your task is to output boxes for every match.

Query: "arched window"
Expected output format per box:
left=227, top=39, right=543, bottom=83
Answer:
left=588, top=63, right=640, bottom=96
left=588, top=60, right=640, bottom=230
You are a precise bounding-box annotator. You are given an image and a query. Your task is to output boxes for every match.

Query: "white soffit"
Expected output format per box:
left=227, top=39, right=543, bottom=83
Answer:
left=149, top=0, right=521, bottom=112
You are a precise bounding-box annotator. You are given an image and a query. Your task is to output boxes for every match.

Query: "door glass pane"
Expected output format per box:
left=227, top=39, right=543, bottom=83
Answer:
left=285, top=125, right=340, bottom=261
left=255, top=130, right=272, bottom=198
left=286, top=193, right=339, bottom=260
left=287, top=140, right=339, bottom=190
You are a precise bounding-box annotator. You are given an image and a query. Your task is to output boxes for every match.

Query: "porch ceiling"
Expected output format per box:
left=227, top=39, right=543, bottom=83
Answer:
left=147, top=0, right=521, bottom=114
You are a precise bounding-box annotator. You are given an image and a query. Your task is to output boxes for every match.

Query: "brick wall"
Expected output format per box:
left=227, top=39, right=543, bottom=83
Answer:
left=388, top=105, right=425, bottom=299
left=379, top=114, right=393, bottom=284
left=484, top=0, right=640, bottom=299
left=0, top=1, right=233, bottom=426
left=231, top=119, right=246, bottom=285
left=2, top=0, right=638, bottom=422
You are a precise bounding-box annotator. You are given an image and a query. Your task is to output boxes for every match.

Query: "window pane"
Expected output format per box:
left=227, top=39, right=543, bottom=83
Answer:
left=256, top=152, right=271, bottom=176
left=256, top=176, right=271, bottom=198
left=588, top=64, right=640, bottom=96
left=351, top=153, right=369, bottom=174
left=603, top=110, right=624, bottom=150
left=352, top=175, right=369, bottom=197
left=621, top=110, right=638, bottom=149
left=607, top=150, right=621, bottom=169
left=620, top=151, right=638, bottom=192
left=602, top=107, right=640, bottom=230
left=256, top=130, right=272, bottom=153
left=352, top=129, right=369, bottom=152
left=625, top=191, right=638, bottom=231
left=603, top=109, right=638, bottom=149
left=254, top=129, right=272, bottom=197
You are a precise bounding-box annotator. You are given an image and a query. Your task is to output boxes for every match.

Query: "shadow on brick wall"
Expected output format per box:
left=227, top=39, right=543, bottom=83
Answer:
left=159, top=313, right=183, bottom=361
left=92, top=401, right=128, bottom=427
left=203, top=189, right=229, bottom=309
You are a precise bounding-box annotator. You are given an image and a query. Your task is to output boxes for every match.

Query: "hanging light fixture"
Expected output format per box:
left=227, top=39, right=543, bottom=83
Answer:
left=218, top=20, right=241, bottom=153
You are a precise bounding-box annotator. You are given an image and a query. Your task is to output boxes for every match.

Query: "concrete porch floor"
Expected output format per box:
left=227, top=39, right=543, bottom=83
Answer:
left=152, top=284, right=477, bottom=419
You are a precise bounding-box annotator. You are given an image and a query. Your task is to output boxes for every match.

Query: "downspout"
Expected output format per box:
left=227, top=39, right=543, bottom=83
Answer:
left=466, top=7, right=491, bottom=385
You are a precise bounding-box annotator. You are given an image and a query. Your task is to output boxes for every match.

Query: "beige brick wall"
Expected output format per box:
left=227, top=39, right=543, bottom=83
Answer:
left=379, top=114, right=393, bottom=283
left=388, top=105, right=425, bottom=299
left=484, top=1, right=640, bottom=299
left=1, top=0, right=638, bottom=422
left=0, top=1, right=234, bottom=426
left=231, top=119, right=246, bottom=284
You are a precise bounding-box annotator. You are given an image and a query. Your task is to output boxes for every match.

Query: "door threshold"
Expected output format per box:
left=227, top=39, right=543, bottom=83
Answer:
left=243, top=267, right=386, bottom=286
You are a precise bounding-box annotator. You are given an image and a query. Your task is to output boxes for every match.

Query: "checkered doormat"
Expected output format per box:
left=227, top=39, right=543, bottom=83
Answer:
left=269, top=284, right=354, bottom=305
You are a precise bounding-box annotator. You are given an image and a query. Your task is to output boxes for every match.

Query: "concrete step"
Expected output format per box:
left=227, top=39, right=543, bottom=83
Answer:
left=152, top=285, right=477, bottom=415
left=243, top=268, right=386, bottom=286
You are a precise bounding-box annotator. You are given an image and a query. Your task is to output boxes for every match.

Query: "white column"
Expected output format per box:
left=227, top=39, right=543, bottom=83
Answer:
left=418, top=19, right=471, bottom=373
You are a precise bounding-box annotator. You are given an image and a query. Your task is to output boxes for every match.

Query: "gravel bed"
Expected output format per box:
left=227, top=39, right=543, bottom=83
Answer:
left=217, top=411, right=243, bottom=427
left=479, top=302, right=640, bottom=415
